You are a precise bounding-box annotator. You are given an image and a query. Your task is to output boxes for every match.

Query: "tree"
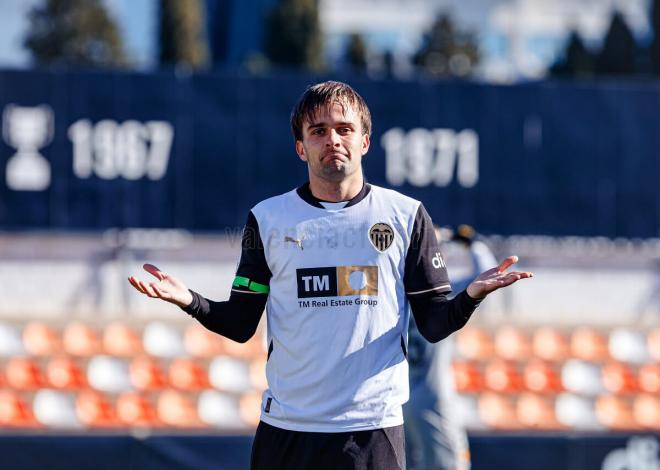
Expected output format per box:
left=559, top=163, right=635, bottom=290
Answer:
left=650, top=0, right=660, bottom=73
left=595, top=12, right=635, bottom=75
left=264, top=0, right=324, bottom=72
left=24, top=0, right=125, bottom=68
left=413, top=13, right=479, bottom=78
left=159, top=0, right=209, bottom=69
left=346, top=33, right=368, bottom=74
left=550, top=31, right=594, bottom=77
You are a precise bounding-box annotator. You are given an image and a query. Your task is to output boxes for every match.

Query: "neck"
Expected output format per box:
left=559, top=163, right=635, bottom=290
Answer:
left=308, top=172, right=364, bottom=202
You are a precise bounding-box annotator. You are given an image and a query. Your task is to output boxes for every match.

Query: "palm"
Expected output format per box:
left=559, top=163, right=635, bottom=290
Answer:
left=128, top=263, right=192, bottom=307
left=466, top=256, right=533, bottom=299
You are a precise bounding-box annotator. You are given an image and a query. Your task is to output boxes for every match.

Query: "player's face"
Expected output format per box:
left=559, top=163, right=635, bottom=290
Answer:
left=295, top=101, right=370, bottom=183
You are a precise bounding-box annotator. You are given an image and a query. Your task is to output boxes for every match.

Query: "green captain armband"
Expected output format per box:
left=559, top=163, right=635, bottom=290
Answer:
left=232, top=276, right=270, bottom=294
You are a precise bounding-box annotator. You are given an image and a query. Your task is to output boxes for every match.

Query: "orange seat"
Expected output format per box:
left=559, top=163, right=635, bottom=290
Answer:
left=648, top=328, right=660, bottom=362
left=523, top=359, right=563, bottom=394
left=103, top=322, right=143, bottom=357
left=184, top=324, right=224, bottom=358
left=249, top=357, right=268, bottom=391
left=116, top=392, right=161, bottom=427
left=157, top=390, right=207, bottom=428
left=638, top=363, right=660, bottom=394
left=129, top=356, right=168, bottom=391
left=63, top=322, right=102, bottom=356
left=595, top=395, right=640, bottom=430
left=239, top=390, right=263, bottom=428
left=571, top=327, right=609, bottom=362
left=6, top=357, right=46, bottom=390
left=221, top=332, right=266, bottom=360
left=47, top=356, right=87, bottom=390
left=602, top=362, right=638, bottom=395
left=76, top=390, right=119, bottom=428
left=532, top=327, right=569, bottom=362
left=0, top=390, right=41, bottom=428
left=455, top=327, right=494, bottom=360
left=484, top=359, right=523, bottom=393
left=478, top=393, right=521, bottom=430
left=494, top=326, right=531, bottom=361
left=169, top=358, right=210, bottom=391
left=516, top=393, right=563, bottom=430
left=452, top=360, right=485, bottom=393
left=23, top=321, right=61, bottom=356
left=632, top=394, right=660, bottom=430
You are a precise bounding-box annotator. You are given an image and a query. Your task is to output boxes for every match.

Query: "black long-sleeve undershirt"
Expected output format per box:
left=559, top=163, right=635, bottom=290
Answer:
left=182, top=288, right=480, bottom=344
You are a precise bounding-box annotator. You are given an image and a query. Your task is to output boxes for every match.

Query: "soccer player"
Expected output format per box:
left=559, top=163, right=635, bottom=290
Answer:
left=128, top=81, right=532, bottom=470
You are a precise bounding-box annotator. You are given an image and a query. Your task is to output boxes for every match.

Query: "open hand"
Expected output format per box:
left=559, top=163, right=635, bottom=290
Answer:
left=466, top=256, right=533, bottom=300
left=128, top=264, right=193, bottom=308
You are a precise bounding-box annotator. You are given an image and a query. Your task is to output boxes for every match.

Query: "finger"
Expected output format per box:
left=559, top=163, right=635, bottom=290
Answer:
left=497, top=256, right=519, bottom=273
left=143, top=263, right=165, bottom=281
left=128, top=277, right=147, bottom=294
left=151, top=283, right=170, bottom=300
left=138, top=280, right=159, bottom=298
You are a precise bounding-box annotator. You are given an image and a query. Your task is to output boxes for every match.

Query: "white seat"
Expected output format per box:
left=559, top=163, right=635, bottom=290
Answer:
left=209, top=356, right=252, bottom=393
left=143, top=321, right=186, bottom=358
left=87, top=355, right=132, bottom=393
left=0, top=322, right=25, bottom=356
left=197, top=390, right=246, bottom=429
left=609, top=328, right=649, bottom=364
left=555, top=393, right=602, bottom=430
left=33, top=390, right=83, bottom=429
left=561, top=359, right=604, bottom=396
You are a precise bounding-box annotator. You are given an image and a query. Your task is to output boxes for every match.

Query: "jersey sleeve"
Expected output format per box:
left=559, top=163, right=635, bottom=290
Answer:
left=404, top=203, right=452, bottom=297
left=232, top=211, right=272, bottom=295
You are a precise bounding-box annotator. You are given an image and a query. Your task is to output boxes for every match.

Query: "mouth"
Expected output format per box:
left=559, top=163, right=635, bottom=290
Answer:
left=322, top=152, right=347, bottom=163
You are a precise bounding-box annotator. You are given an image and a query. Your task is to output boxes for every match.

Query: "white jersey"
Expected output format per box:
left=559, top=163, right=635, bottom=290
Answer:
left=236, top=183, right=451, bottom=432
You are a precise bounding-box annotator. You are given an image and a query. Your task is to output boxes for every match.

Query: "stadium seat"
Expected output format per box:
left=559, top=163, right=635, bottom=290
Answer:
left=638, top=363, right=660, bottom=394
left=197, top=390, right=246, bottom=429
left=455, top=327, right=494, bottom=360
left=601, top=361, right=638, bottom=395
left=157, top=390, right=207, bottom=428
left=33, top=390, right=83, bottom=429
left=532, top=327, right=569, bottom=362
left=0, top=322, right=25, bottom=356
left=477, top=392, right=521, bottom=430
left=75, top=390, right=119, bottom=428
left=103, top=322, right=144, bottom=357
left=570, top=327, right=609, bottom=362
left=484, top=359, right=523, bottom=393
left=129, top=356, right=168, bottom=391
left=632, top=394, right=660, bottom=430
left=220, top=331, right=266, bottom=360
left=23, top=321, right=61, bottom=356
left=648, top=327, right=660, bottom=362
left=87, top=355, right=132, bottom=393
left=142, top=321, right=186, bottom=358
left=494, top=326, right=531, bottom=361
left=116, top=392, right=161, bottom=427
left=239, top=390, right=263, bottom=428
left=453, top=394, right=485, bottom=430
left=63, top=321, right=102, bottom=357
left=523, top=359, right=563, bottom=394
left=516, top=393, right=563, bottom=430
left=452, top=360, right=485, bottom=393
left=561, top=359, right=604, bottom=396
left=0, top=390, right=40, bottom=428
left=169, top=358, right=210, bottom=391
left=46, top=356, right=87, bottom=390
left=595, top=395, right=639, bottom=430
left=249, top=357, right=268, bottom=391
left=555, top=393, right=602, bottom=430
left=608, top=328, right=649, bottom=364
left=183, top=324, right=224, bottom=358
left=209, top=356, right=252, bottom=393
left=6, top=357, right=46, bottom=390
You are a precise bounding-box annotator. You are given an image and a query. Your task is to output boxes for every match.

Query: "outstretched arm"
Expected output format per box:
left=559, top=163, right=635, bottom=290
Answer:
left=466, top=255, right=533, bottom=299
left=128, top=263, right=193, bottom=307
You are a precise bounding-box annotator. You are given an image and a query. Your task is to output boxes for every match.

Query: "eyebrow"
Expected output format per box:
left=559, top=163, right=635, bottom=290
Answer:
left=307, top=121, right=356, bottom=130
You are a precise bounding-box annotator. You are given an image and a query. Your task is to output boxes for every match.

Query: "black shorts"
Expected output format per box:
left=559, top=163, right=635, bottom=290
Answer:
left=250, top=421, right=406, bottom=470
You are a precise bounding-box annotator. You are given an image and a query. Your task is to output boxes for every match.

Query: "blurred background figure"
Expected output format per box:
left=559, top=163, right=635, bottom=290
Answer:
left=405, top=225, right=497, bottom=470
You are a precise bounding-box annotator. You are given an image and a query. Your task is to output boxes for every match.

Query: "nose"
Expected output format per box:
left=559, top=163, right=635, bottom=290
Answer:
left=325, top=129, right=341, bottom=147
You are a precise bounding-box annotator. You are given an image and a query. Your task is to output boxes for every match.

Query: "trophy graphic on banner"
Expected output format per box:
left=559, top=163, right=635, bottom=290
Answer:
left=2, top=104, right=53, bottom=191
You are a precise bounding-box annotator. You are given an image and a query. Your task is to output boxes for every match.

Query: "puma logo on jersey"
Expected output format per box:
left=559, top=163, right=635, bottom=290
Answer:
left=284, top=236, right=304, bottom=250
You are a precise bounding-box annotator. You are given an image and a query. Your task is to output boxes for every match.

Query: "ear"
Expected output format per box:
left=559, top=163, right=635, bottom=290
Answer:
left=361, top=133, right=370, bottom=155
left=295, top=140, right=308, bottom=162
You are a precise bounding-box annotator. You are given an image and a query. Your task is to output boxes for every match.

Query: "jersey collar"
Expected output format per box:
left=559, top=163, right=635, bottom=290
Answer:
left=296, top=182, right=371, bottom=209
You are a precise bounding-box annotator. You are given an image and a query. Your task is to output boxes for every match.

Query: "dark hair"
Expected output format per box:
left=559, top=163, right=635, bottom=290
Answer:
left=290, top=81, right=372, bottom=141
